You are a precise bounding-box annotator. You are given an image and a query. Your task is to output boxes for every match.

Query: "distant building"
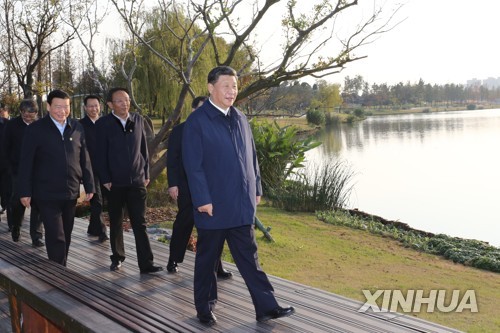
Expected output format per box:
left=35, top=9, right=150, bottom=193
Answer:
left=466, top=77, right=500, bottom=89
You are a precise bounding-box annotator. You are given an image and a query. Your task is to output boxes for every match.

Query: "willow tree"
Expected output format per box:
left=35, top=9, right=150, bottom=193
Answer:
left=109, top=0, right=402, bottom=182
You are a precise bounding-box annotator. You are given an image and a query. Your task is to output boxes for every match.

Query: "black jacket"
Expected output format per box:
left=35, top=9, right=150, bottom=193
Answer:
left=166, top=122, right=189, bottom=193
left=18, top=115, right=95, bottom=200
left=0, top=117, right=7, bottom=172
left=79, top=116, right=98, bottom=170
left=2, top=116, right=29, bottom=175
left=95, top=112, right=149, bottom=187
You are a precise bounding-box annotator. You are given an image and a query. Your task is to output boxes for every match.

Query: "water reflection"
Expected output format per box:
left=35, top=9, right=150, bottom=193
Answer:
left=307, top=109, right=500, bottom=246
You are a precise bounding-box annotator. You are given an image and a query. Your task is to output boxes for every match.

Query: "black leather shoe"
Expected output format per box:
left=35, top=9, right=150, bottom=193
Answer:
left=197, top=311, right=217, bottom=325
left=140, top=265, right=164, bottom=274
left=11, top=226, right=20, bottom=242
left=166, top=260, right=178, bottom=273
left=110, top=260, right=122, bottom=271
left=217, top=268, right=233, bottom=280
left=98, top=233, right=109, bottom=242
left=256, top=306, right=295, bottom=322
left=32, top=239, right=45, bottom=247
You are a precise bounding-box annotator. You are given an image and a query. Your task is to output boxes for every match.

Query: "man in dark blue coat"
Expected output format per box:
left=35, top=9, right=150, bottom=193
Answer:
left=182, top=66, right=295, bottom=325
left=166, top=96, right=232, bottom=279
left=18, top=90, right=95, bottom=266
left=80, top=95, right=108, bottom=242
left=95, top=87, right=162, bottom=274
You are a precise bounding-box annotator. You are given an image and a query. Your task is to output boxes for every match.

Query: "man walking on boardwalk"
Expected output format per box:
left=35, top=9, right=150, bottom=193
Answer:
left=18, top=90, right=94, bottom=266
left=95, top=87, right=162, bottom=274
left=2, top=99, right=44, bottom=246
left=182, top=66, right=295, bottom=325
left=166, top=95, right=232, bottom=279
left=80, top=95, right=108, bottom=243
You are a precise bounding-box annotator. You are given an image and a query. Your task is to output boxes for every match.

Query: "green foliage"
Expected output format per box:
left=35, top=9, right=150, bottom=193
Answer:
left=306, top=109, right=325, bottom=125
left=353, top=108, right=364, bottom=117
left=250, top=120, right=321, bottom=195
left=345, top=114, right=356, bottom=123
left=269, top=161, right=354, bottom=212
left=325, top=112, right=340, bottom=125
left=147, top=171, right=170, bottom=207
left=467, top=104, right=477, bottom=110
left=316, top=210, right=500, bottom=273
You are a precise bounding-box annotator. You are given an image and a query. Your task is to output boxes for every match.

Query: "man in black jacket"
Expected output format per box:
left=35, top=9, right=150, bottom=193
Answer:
left=95, top=87, right=162, bottom=274
left=2, top=99, right=44, bottom=246
left=18, top=90, right=95, bottom=266
left=80, top=95, right=108, bottom=242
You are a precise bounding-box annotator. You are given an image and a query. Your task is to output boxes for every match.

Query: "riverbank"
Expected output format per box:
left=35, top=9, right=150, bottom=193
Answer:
left=248, top=205, right=500, bottom=333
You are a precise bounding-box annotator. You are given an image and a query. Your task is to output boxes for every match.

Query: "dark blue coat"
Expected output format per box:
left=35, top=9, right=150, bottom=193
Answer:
left=182, top=102, right=262, bottom=230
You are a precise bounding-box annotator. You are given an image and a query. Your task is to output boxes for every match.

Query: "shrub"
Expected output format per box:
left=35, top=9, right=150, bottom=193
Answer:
left=467, top=104, right=476, bottom=110
left=269, top=160, right=355, bottom=212
left=306, top=109, right=325, bottom=125
left=353, top=108, right=364, bottom=117
left=251, top=120, right=321, bottom=195
left=147, top=171, right=171, bottom=207
left=345, top=115, right=356, bottom=123
left=316, top=211, right=500, bottom=273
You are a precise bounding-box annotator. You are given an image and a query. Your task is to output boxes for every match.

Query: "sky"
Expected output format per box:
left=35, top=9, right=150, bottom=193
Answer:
left=329, top=0, right=500, bottom=86
left=100, top=0, right=500, bottom=87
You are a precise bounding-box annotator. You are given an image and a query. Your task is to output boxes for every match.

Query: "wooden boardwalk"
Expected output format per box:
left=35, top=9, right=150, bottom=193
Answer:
left=0, top=214, right=462, bottom=333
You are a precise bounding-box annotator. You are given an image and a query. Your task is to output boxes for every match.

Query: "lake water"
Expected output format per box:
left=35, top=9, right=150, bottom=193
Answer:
left=306, top=109, right=500, bottom=247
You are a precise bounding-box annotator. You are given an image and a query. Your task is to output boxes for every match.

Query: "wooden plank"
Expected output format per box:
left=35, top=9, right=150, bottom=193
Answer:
left=0, top=261, right=130, bottom=332
left=0, top=215, right=464, bottom=333
left=0, top=241, right=199, bottom=333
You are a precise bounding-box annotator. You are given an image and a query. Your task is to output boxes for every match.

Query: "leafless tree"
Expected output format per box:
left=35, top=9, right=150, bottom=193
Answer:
left=0, top=0, right=75, bottom=100
left=110, top=0, right=402, bottom=182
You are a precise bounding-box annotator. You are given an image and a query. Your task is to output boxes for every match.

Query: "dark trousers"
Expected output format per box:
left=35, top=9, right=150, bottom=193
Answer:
left=169, top=191, right=225, bottom=271
left=86, top=176, right=107, bottom=236
left=9, top=174, right=43, bottom=240
left=106, top=186, right=154, bottom=270
left=36, top=199, right=77, bottom=266
left=169, top=191, right=194, bottom=263
left=194, top=225, right=279, bottom=316
left=0, top=171, right=10, bottom=211
left=0, top=171, right=11, bottom=226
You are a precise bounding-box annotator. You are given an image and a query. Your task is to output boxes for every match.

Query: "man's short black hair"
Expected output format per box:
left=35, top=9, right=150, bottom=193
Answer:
left=191, top=96, right=207, bottom=109
left=19, top=99, right=38, bottom=113
left=84, top=94, right=101, bottom=106
left=47, top=90, right=70, bottom=105
left=106, top=87, right=129, bottom=103
left=207, top=66, right=237, bottom=85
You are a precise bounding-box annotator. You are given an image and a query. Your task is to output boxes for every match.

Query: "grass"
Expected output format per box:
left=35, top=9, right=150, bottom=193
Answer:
left=214, top=205, right=499, bottom=333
